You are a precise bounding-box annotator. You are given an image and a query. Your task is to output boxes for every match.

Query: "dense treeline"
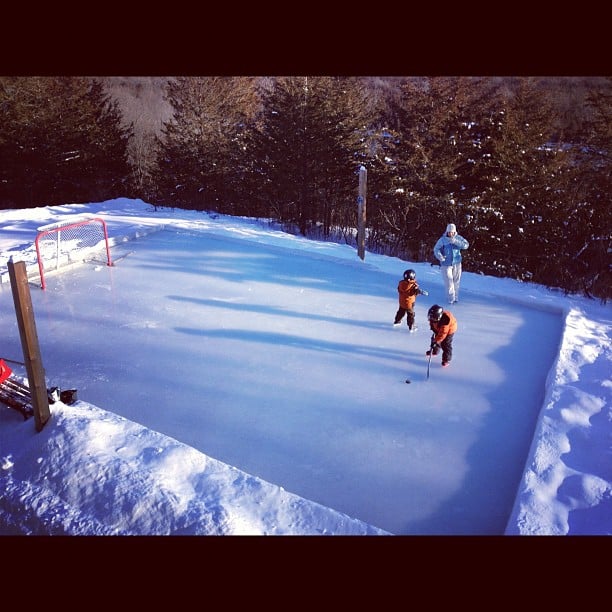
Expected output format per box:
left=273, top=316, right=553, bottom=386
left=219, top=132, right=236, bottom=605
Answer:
left=0, top=77, right=132, bottom=207
left=0, top=76, right=609, bottom=301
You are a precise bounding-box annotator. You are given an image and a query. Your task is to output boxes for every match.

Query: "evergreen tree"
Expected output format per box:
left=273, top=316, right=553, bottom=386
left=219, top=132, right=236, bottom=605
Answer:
left=458, top=78, right=570, bottom=282
left=555, top=78, right=611, bottom=300
left=151, top=77, right=259, bottom=212
left=0, top=77, right=132, bottom=209
left=376, top=77, right=494, bottom=260
left=80, top=79, right=134, bottom=201
left=237, top=77, right=372, bottom=236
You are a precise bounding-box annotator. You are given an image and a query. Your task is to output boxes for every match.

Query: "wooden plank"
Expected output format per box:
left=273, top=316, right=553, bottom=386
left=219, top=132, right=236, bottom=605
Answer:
left=357, top=166, right=367, bottom=261
left=7, top=260, right=51, bottom=431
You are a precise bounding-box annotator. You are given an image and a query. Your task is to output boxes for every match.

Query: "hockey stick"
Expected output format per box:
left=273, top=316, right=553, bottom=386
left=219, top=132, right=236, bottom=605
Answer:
left=0, top=356, right=26, bottom=366
left=426, top=334, right=434, bottom=380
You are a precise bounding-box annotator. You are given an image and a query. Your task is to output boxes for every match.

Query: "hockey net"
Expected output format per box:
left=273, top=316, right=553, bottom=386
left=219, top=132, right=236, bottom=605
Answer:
left=35, top=217, right=113, bottom=289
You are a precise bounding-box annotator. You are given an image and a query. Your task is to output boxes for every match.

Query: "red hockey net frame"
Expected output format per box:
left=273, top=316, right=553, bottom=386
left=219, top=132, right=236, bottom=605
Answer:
left=35, top=217, right=112, bottom=290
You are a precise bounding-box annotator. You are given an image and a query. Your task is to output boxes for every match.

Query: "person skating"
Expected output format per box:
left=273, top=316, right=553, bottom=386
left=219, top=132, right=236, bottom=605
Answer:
left=393, top=269, right=428, bottom=332
left=433, top=223, right=469, bottom=304
left=425, top=304, right=457, bottom=367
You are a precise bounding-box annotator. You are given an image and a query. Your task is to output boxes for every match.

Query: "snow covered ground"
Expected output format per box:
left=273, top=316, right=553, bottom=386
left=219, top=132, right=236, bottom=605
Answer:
left=0, top=198, right=610, bottom=535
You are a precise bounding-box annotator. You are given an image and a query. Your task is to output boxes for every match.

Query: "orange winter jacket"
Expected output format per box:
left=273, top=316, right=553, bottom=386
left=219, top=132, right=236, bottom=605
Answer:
left=397, top=279, right=422, bottom=309
left=430, top=310, right=457, bottom=344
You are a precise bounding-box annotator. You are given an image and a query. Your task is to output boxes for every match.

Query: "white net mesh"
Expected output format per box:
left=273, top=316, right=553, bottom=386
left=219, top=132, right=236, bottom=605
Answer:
left=36, top=218, right=110, bottom=283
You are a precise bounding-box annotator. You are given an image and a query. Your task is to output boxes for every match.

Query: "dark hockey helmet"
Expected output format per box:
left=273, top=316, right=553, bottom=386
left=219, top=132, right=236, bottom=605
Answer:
left=403, top=269, right=416, bottom=281
left=428, top=304, right=444, bottom=321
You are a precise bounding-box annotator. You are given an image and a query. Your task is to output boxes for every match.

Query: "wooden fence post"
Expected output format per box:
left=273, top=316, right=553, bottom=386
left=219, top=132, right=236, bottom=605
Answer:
left=357, top=166, right=367, bottom=260
left=7, top=259, right=51, bottom=431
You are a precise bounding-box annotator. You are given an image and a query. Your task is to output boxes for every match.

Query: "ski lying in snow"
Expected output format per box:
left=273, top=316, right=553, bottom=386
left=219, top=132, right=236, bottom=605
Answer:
left=0, top=372, right=79, bottom=421
left=0, top=377, right=33, bottom=419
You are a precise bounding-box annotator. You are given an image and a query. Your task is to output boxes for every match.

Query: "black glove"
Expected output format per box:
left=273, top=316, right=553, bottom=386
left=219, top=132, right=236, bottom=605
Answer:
left=431, top=341, right=440, bottom=350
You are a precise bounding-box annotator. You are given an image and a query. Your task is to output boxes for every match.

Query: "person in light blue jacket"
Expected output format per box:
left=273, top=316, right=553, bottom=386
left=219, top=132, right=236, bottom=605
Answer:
left=433, top=223, right=469, bottom=304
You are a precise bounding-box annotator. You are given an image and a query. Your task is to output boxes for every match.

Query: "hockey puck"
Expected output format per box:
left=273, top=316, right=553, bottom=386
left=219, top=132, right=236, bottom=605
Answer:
left=405, top=379, right=411, bottom=384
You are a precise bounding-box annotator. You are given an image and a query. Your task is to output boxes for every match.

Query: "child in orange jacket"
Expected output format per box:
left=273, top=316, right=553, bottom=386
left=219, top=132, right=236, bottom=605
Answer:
left=393, top=269, right=428, bottom=332
left=425, top=304, right=457, bottom=367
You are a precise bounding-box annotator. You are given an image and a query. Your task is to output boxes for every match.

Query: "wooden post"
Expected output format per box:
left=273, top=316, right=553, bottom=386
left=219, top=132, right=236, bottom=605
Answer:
left=7, top=259, right=51, bottom=431
left=357, top=165, right=367, bottom=260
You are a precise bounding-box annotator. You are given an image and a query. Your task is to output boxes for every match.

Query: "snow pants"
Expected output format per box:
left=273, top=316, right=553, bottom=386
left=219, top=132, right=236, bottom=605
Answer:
left=431, top=333, right=454, bottom=365
left=394, top=306, right=415, bottom=328
left=441, top=263, right=462, bottom=304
